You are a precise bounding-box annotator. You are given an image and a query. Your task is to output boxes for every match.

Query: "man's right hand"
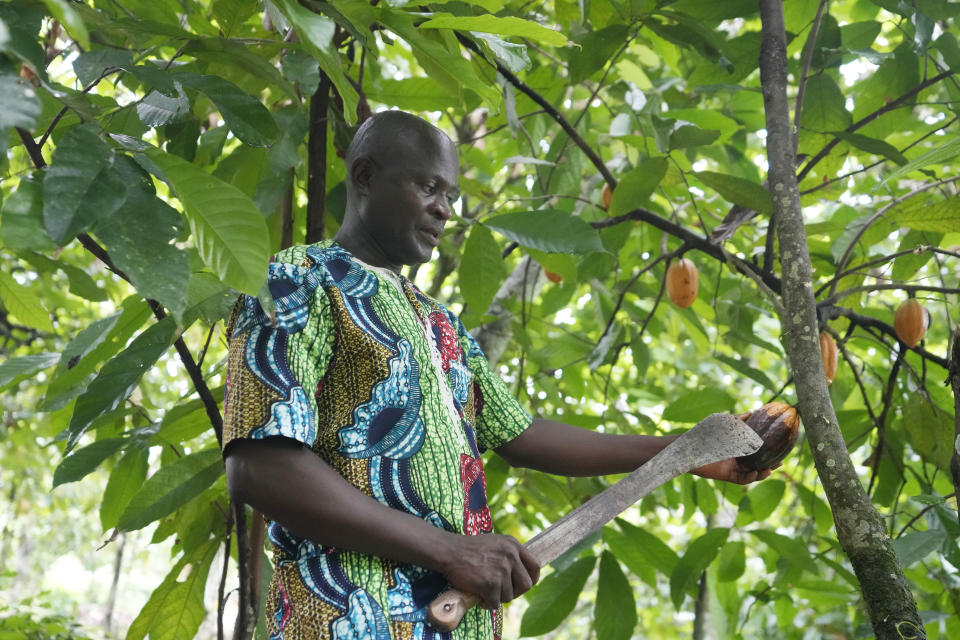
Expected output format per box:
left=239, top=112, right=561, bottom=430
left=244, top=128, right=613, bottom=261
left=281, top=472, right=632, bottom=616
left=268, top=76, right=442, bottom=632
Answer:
left=437, top=532, right=540, bottom=609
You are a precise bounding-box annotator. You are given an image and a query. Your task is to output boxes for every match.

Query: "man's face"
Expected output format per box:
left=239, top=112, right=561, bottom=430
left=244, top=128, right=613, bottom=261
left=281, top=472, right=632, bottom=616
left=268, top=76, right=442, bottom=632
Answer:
left=358, top=136, right=460, bottom=268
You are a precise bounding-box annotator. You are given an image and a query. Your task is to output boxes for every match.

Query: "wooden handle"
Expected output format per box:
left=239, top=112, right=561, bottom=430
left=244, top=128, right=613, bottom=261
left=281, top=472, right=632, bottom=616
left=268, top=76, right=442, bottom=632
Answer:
left=427, top=589, right=481, bottom=631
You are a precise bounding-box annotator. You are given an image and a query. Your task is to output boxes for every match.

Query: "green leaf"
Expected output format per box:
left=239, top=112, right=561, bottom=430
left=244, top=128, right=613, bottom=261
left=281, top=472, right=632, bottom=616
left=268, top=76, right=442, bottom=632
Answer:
left=840, top=21, right=881, bottom=50
left=53, top=438, right=127, bottom=488
left=567, top=24, right=630, bottom=84
left=149, top=392, right=223, bottom=446
left=473, top=32, right=530, bottom=73
left=72, top=47, right=134, bottom=86
left=211, top=0, right=258, bottom=37
left=118, top=448, right=223, bottom=531
left=609, top=157, right=668, bottom=216
left=902, top=393, right=954, bottom=470
left=0, top=352, right=60, bottom=390
left=669, top=124, right=720, bottom=150
left=95, top=156, right=190, bottom=318
left=670, top=527, right=729, bottom=609
left=101, top=446, right=149, bottom=531
left=750, top=529, right=814, bottom=569
left=893, top=529, right=947, bottom=568
left=603, top=525, right=657, bottom=587
left=38, top=0, right=89, bottom=49
left=736, top=479, right=786, bottom=525
left=419, top=14, right=568, bottom=46
left=594, top=551, right=637, bottom=640
left=174, top=73, right=278, bottom=147
left=485, top=210, right=604, bottom=254
left=137, top=82, right=191, bottom=127
left=66, top=318, right=177, bottom=451
left=0, top=72, right=41, bottom=134
left=143, top=147, right=270, bottom=295
left=696, top=171, right=773, bottom=216
left=183, top=38, right=299, bottom=101
left=42, top=124, right=127, bottom=245
left=715, top=540, right=746, bottom=582
left=1, top=178, right=53, bottom=252
left=800, top=73, right=851, bottom=132
left=520, top=556, right=595, bottom=636
left=0, top=269, right=53, bottom=332
left=888, top=197, right=960, bottom=234
left=126, top=538, right=217, bottom=640
left=662, top=388, right=735, bottom=423
left=367, top=77, right=454, bottom=111
left=713, top=353, right=778, bottom=392
left=459, top=225, right=506, bottom=318
left=274, top=0, right=358, bottom=124
left=615, top=518, right=678, bottom=576
left=881, top=138, right=960, bottom=187
left=833, top=131, right=907, bottom=165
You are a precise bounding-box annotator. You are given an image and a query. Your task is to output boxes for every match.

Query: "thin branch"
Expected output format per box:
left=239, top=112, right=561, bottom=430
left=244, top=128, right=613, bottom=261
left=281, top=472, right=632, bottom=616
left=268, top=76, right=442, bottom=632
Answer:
left=815, top=246, right=960, bottom=297
left=896, top=492, right=958, bottom=539
left=821, top=283, right=960, bottom=306
left=793, top=0, right=830, bottom=151
left=868, top=348, right=904, bottom=495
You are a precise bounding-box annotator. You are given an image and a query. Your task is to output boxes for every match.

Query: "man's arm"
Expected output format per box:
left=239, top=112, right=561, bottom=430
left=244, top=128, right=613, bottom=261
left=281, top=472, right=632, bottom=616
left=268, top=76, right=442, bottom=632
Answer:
left=225, top=437, right=539, bottom=607
left=495, top=418, right=769, bottom=484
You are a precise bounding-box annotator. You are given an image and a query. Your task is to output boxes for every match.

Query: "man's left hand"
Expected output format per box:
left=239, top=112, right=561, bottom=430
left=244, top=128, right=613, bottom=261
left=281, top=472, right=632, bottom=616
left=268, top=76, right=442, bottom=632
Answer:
left=692, top=458, right=775, bottom=485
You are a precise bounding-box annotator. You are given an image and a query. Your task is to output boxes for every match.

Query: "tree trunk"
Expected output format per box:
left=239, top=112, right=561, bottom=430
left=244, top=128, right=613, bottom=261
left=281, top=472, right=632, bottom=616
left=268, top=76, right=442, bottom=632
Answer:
left=949, top=325, right=960, bottom=522
left=757, top=2, right=925, bottom=638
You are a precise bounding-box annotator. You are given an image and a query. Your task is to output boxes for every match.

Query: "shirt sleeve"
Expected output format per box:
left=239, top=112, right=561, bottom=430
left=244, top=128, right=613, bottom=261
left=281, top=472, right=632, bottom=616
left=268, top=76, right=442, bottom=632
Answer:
left=222, top=247, right=334, bottom=453
left=450, top=312, right=532, bottom=452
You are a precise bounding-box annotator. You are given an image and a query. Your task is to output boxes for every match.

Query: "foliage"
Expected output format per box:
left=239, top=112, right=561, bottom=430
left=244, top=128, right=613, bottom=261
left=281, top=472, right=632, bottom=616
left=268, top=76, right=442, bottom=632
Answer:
left=1, top=0, right=959, bottom=638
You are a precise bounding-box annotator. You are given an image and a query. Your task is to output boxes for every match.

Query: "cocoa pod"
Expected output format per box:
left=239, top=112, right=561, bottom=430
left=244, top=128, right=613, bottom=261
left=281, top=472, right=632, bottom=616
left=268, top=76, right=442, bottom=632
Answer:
left=736, top=402, right=801, bottom=471
left=893, top=299, right=929, bottom=347
left=666, top=258, right=699, bottom=308
left=819, top=332, right=837, bottom=384
left=601, top=183, right=613, bottom=210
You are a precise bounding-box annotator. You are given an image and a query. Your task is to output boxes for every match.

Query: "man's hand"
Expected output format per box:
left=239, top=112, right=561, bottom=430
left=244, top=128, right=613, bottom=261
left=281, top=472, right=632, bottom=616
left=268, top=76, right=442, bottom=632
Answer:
left=438, top=533, right=540, bottom=609
left=692, top=410, right=776, bottom=484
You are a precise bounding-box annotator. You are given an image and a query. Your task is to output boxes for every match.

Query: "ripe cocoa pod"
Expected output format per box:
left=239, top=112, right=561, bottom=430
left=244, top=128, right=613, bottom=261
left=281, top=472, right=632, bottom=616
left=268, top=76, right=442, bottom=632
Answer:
left=736, top=402, right=801, bottom=471
left=545, top=270, right=562, bottom=283
left=602, top=183, right=613, bottom=210
left=666, top=258, right=699, bottom=308
left=819, top=332, right=837, bottom=384
left=893, top=299, right=929, bottom=347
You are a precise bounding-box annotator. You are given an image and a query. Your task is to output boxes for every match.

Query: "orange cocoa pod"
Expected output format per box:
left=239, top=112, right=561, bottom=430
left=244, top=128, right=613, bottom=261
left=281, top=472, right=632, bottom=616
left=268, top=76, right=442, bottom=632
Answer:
left=601, top=183, right=613, bottom=210
left=736, top=402, right=801, bottom=471
left=666, top=258, right=699, bottom=308
left=819, top=332, right=838, bottom=384
left=545, top=271, right=562, bottom=283
left=893, top=299, right=929, bottom=347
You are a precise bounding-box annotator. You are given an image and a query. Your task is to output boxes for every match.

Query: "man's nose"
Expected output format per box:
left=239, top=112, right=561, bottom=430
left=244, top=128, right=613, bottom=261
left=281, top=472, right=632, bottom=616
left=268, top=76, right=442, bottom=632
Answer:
left=428, top=194, right=453, bottom=220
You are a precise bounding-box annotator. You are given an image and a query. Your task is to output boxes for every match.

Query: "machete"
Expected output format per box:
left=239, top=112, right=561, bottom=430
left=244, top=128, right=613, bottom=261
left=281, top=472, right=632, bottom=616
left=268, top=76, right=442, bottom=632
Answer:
left=426, top=412, right=763, bottom=631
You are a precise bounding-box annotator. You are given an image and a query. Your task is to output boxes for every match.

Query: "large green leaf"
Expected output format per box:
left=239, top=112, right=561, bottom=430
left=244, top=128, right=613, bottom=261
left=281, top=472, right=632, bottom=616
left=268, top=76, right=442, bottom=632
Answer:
left=594, top=551, right=636, bottom=640
left=53, top=438, right=127, bottom=488
left=735, top=478, right=786, bottom=525
left=137, top=83, right=191, bottom=127
left=143, top=147, right=270, bottom=295
left=459, top=224, right=506, bottom=319
left=418, top=14, right=568, bottom=47
left=175, top=73, right=278, bottom=147
left=750, top=529, right=814, bottom=569
left=602, top=525, right=657, bottom=587
left=117, top=448, right=223, bottom=531
left=888, top=197, right=960, bottom=234
left=893, top=529, right=948, bottom=568
left=66, top=318, right=177, bottom=451
left=100, top=446, right=149, bottom=531
left=0, top=352, right=60, bottom=390
left=0, top=71, right=41, bottom=135
left=274, top=0, right=358, bottom=123
left=669, top=527, right=729, bottom=609
left=0, top=268, right=53, bottom=332
left=210, top=0, right=258, bottom=37
left=800, top=73, right=851, bottom=132
left=520, top=556, right=595, bottom=636
left=0, top=178, right=53, bottom=252
left=881, top=137, right=960, bottom=187
left=614, top=518, right=678, bottom=575
left=95, top=155, right=190, bottom=318
left=715, top=540, right=746, bottom=582
left=713, top=353, right=777, bottom=392
left=696, top=171, right=773, bottom=216
left=149, top=391, right=224, bottom=446
left=662, top=388, right=735, bottom=423
left=609, top=157, right=668, bottom=216
left=902, top=393, right=954, bottom=470
left=485, top=210, right=604, bottom=254
left=42, top=124, right=127, bottom=245
left=567, top=24, right=631, bottom=84
left=126, top=538, right=217, bottom=640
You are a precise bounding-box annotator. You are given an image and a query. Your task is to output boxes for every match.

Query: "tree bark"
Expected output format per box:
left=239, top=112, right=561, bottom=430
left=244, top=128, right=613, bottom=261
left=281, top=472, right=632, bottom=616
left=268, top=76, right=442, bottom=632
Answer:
left=757, top=2, right=925, bottom=638
left=949, top=325, right=960, bottom=522
left=306, top=73, right=332, bottom=244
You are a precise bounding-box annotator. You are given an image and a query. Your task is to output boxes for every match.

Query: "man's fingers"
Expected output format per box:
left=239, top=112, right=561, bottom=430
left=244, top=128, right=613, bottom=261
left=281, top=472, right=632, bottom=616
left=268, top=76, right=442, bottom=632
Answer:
left=519, top=546, right=541, bottom=586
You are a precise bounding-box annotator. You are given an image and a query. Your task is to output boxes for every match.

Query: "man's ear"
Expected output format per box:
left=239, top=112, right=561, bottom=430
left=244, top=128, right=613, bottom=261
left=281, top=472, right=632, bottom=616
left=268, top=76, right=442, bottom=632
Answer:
left=351, top=157, right=375, bottom=195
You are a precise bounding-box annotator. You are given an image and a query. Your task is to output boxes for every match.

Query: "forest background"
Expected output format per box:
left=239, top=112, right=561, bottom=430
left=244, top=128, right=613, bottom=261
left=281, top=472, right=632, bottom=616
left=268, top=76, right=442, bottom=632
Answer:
left=0, top=0, right=959, bottom=639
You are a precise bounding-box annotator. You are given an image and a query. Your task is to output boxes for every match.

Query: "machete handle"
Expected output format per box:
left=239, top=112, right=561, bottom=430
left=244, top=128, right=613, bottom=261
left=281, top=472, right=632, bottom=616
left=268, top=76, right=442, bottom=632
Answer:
left=427, top=588, right=480, bottom=631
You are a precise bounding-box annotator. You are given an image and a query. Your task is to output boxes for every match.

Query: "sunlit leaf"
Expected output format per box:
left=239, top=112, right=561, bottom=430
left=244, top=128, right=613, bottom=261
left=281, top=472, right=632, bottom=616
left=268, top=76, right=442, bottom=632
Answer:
left=696, top=171, right=773, bottom=216
left=0, top=352, right=60, bottom=390
left=0, top=269, right=53, bottom=332
left=53, top=438, right=127, bottom=487
left=609, top=157, right=668, bottom=216
left=485, top=210, right=604, bottom=255
left=594, top=551, right=636, bottom=640
left=419, top=14, right=568, bottom=46
left=460, top=224, right=506, bottom=319
left=670, top=527, right=729, bottom=609
left=101, top=446, right=149, bottom=531
left=662, top=388, right=735, bottom=423
left=520, top=556, right=595, bottom=636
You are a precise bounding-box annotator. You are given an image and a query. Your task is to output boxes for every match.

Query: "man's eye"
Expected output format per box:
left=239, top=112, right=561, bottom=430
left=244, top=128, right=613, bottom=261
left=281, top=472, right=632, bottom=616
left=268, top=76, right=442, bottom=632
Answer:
left=423, top=183, right=438, bottom=195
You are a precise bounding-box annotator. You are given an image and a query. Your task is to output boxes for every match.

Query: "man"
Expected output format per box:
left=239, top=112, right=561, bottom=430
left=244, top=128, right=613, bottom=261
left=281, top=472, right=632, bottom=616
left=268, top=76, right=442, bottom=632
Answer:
left=222, top=110, right=770, bottom=639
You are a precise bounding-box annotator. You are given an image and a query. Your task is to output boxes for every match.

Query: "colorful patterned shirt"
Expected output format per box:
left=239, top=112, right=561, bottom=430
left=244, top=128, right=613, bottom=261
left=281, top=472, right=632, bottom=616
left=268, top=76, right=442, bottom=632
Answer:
left=222, top=241, right=532, bottom=640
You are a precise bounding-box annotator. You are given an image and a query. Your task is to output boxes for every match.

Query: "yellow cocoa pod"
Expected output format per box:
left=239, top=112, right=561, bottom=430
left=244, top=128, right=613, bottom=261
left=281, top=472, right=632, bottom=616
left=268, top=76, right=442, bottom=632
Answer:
left=893, top=299, right=929, bottom=347
left=666, top=258, right=699, bottom=308
left=819, top=332, right=838, bottom=384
